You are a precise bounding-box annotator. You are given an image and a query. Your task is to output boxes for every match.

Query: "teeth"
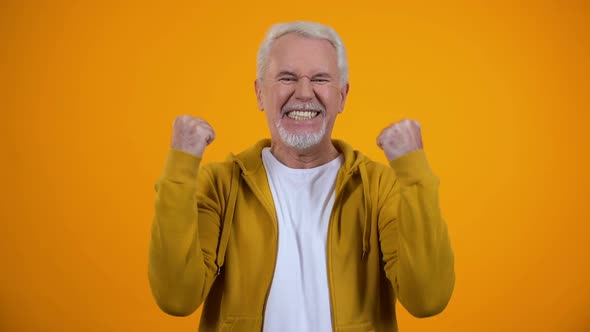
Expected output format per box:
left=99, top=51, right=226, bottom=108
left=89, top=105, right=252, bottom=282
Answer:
left=287, top=111, right=319, bottom=120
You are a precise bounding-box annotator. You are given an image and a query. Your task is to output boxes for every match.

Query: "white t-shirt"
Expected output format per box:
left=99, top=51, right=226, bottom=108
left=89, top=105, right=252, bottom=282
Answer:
left=261, top=147, right=343, bottom=332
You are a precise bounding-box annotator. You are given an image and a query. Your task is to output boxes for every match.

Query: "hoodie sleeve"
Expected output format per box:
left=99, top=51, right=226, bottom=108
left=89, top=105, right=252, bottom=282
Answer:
left=377, top=149, right=455, bottom=318
left=148, top=148, right=222, bottom=317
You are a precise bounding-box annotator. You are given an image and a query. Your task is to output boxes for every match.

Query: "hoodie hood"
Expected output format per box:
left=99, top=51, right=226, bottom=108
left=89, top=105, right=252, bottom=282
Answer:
left=228, top=139, right=367, bottom=175
left=225, top=139, right=373, bottom=262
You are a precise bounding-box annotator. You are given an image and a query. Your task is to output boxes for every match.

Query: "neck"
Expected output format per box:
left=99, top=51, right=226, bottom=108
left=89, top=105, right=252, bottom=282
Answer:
left=269, top=138, right=340, bottom=169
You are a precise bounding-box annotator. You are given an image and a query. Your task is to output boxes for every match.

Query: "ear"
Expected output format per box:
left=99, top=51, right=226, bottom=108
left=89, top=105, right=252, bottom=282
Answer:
left=338, top=82, right=350, bottom=113
left=254, top=79, right=264, bottom=111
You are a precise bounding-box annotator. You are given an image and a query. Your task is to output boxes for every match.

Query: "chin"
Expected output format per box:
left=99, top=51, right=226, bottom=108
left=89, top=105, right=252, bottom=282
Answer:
left=278, top=129, right=325, bottom=150
left=276, top=119, right=328, bottom=150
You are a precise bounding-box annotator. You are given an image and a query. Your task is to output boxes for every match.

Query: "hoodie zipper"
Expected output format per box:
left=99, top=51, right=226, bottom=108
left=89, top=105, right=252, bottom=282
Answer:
left=261, top=217, right=278, bottom=331
left=239, top=173, right=279, bottom=330
left=326, top=170, right=354, bottom=332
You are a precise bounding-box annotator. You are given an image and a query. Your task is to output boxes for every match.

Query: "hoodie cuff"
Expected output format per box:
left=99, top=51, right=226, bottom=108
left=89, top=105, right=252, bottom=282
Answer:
left=162, top=148, right=202, bottom=183
left=389, top=149, right=435, bottom=186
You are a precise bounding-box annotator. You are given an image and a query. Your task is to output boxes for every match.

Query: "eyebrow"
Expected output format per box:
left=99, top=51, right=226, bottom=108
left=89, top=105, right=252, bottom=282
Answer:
left=311, top=72, right=332, bottom=78
left=276, top=71, right=298, bottom=77
left=275, top=71, right=333, bottom=78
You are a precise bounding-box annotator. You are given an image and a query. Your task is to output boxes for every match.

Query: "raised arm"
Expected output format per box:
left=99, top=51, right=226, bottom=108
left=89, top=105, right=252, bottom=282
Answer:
left=148, top=116, right=220, bottom=316
left=377, top=119, right=455, bottom=318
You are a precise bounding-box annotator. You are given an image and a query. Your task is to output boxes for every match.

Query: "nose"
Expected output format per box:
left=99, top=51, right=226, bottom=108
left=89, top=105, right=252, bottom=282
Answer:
left=294, top=77, right=314, bottom=101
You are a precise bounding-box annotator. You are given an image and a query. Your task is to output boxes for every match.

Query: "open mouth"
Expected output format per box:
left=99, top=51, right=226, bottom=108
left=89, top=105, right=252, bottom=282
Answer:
left=285, top=110, right=321, bottom=121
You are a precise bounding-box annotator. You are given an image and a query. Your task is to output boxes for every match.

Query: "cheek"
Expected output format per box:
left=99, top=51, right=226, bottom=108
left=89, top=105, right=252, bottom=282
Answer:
left=267, top=85, right=293, bottom=106
left=315, top=86, right=341, bottom=109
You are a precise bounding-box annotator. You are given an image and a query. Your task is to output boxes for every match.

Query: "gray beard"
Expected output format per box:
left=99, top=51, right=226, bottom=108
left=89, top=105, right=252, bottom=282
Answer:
left=276, top=117, right=327, bottom=150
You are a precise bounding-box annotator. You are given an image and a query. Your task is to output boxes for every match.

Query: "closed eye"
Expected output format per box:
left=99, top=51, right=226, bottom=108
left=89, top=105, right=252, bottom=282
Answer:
left=278, top=77, right=297, bottom=83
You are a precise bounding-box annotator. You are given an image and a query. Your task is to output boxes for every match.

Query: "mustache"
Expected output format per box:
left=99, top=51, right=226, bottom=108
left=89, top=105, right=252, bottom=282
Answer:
left=281, top=102, right=326, bottom=117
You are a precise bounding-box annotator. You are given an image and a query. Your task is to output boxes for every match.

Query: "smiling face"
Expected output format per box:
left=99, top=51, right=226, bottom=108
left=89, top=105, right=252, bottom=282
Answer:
left=255, top=33, right=349, bottom=151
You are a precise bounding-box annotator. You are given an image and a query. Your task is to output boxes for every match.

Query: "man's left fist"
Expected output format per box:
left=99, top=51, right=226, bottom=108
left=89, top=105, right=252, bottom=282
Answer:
left=377, top=119, right=423, bottom=161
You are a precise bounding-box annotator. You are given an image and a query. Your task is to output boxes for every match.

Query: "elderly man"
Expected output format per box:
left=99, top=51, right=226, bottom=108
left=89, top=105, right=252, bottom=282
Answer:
left=149, top=21, right=455, bottom=331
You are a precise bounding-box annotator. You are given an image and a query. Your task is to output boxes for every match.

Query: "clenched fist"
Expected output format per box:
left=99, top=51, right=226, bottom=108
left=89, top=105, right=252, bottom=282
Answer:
left=377, top=119, right=423, bottom=161
left=171, top=115, right=215, bottom=158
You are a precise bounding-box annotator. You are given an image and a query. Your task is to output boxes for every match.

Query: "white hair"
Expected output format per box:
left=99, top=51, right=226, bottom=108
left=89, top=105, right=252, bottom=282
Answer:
left=256, top=21, right=349, bottom=87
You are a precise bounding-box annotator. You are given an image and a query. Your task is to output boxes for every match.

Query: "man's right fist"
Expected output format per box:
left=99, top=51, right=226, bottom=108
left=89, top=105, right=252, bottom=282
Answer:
left=171, top=115, right=215, bottom=158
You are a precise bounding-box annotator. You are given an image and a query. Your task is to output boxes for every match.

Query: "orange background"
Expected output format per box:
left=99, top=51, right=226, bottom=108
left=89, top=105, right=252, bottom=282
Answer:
left=1, top=1, right=589, bottom=331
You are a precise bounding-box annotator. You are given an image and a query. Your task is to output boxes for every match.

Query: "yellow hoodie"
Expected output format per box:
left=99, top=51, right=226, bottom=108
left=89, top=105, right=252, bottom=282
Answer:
left=148, top=139, right=455, bottom=332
